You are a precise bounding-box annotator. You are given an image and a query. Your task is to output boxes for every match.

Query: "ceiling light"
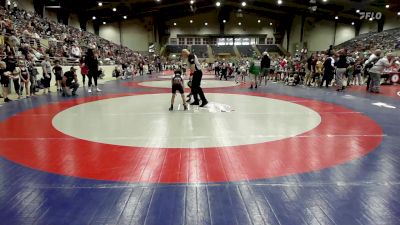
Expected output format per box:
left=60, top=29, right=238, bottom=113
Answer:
left=257, top=19, right=261, bottom=23
left=277, top=0, right=282, bottom=5
left=190, top=20, right=193, bottom=23
left=173, top=22, right=177, bottom=26
left=98, top=2, right=102, bottom=6
left=322, top=0, right=327, bottom=2
left=223, top=19, right=226, bottom=23
left=216, top=1, right=221, bottom=7
left=205, top=22, right=208, bottom=26
left=270, top=22, right=273, bottom=26
left=335, top=16, right=339, bottom=20
left=92, top=16, right=96, bottom=20
left=385, top=4, right=389, bottom=9
left=103, top=22, right=106, bottom=25
left=238, top=22, right=242, bottom=26
left=112, top=8, right=116, bottom=11
left=156, top=0, right=161, bottom=2
left=190, top=0, right=194, bottom=4
left=369, top=17, right=373, bottom=21
left=241, top=2, right=246, bottom=7
left=398, top=12, right=400, bottom=16
left=351, top=22, right=355, bottom=25
left=356, top=9, right=360, bottom=13
left=123, top=16, right=127, bottom=19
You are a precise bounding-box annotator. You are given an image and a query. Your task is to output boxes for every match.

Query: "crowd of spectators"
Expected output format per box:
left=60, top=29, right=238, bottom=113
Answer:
left=0, top=5, right=166, bottom=102
left=210, top=45, right=399, bottom=93
left=0, top=6, right=146, bottom=64
left=335, top=28, right=400, bottom=53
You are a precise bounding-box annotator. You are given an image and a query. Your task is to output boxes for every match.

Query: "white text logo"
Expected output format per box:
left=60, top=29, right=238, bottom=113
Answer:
left=359, top=12, right=382, bottom=20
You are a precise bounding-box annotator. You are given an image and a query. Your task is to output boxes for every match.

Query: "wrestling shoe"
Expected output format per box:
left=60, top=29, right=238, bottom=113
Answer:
left=200, top=101, right=208, bottom=107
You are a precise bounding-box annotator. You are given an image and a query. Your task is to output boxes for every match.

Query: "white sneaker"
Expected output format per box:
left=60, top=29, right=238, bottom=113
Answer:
left=96, top=87, right=102, bottom=92
left=88, top=86, right=92, bottom=93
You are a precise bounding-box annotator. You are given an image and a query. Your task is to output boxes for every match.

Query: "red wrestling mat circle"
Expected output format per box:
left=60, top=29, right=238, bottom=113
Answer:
left=0, top=92, right=383, bottom=183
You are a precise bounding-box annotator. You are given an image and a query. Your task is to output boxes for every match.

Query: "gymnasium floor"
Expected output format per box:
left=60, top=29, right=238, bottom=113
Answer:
left=0, top=72, right=399, bottom=225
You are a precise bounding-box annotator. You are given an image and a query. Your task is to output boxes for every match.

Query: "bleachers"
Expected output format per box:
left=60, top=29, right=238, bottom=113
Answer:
left=163, top=44, right=285, bottom=58
left=335, top=28, right=400, bottom=52
left=165, top=45, right=188, bottom=54
left=1, top=7, right=140, bottom=64
left=257, top=45, right=283, bottom=55
left=210, top=45, right=235, bottom=56
left=236, top=45, right=255, bottom=57
left=191, top=45, right=208, bottom=58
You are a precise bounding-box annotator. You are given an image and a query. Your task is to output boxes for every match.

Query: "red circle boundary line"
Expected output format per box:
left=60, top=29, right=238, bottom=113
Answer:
left=0, top=92, right=383, bottom=183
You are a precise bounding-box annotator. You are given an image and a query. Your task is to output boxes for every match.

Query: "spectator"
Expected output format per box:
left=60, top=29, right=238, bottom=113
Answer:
left=71, top=44, right=81, bottom=58
left=18, top=60, right=30, bottom=98
left=249, top=56, right=261, bottom=89
left=335, top=49, right=349, bottom=91
left=0, top=61, right=11, bottom=102
left=364, top=49, right=382, bottom=91
left=52, top=60, right=63, bottom=92
left=368, top=52, right=396, bottom=93
left=79, top=56, right=88, bottom=86
left=260, top=51, right=271, bottom=86
left=41, top=55, right=52, bottom=94
left=85, top=48, right=101, bottom=93
left=26, top=55, right=37, bottom=96
left=320, top=53, right=335, bottom=88
left=62, top=67, right=79, bottom=97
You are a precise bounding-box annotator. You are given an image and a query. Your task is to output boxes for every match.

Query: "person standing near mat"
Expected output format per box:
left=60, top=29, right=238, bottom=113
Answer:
left=169, top=70, right=188, bottom=111
left=334, top=49, right=349, bottom=92
left=220, top=60, right=228, bottom=81
left=18, top=60, right=30, bottom=98
left=41, top=55, right=52, bottom=94
left=181, top=49, right=208, bottom=107
left=0, top=61, right=12, bottom=102
left=85, top=48, right=101, bottom=93
left=260, top=51, right=271, bottom=86
left=79, top=56, right=88, bottom=86
left=320, top=52, right=335, bottom=88
left=364, top=49, right=381, bottom=91
left=52, top=60, right=63, bottom=92
left=249, top=55, right=261, bottom=89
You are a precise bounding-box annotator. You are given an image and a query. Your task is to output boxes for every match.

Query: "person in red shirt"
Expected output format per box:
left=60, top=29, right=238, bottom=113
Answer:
left=278, top=57, right=287, bottom=81
left=279, top=57, right=287, bottom=69
left=79, top=56, right=88, bottom=86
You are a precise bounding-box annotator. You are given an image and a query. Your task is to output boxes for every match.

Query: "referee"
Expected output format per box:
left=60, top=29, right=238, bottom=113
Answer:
left=181, top=49, right=208, bottom=107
